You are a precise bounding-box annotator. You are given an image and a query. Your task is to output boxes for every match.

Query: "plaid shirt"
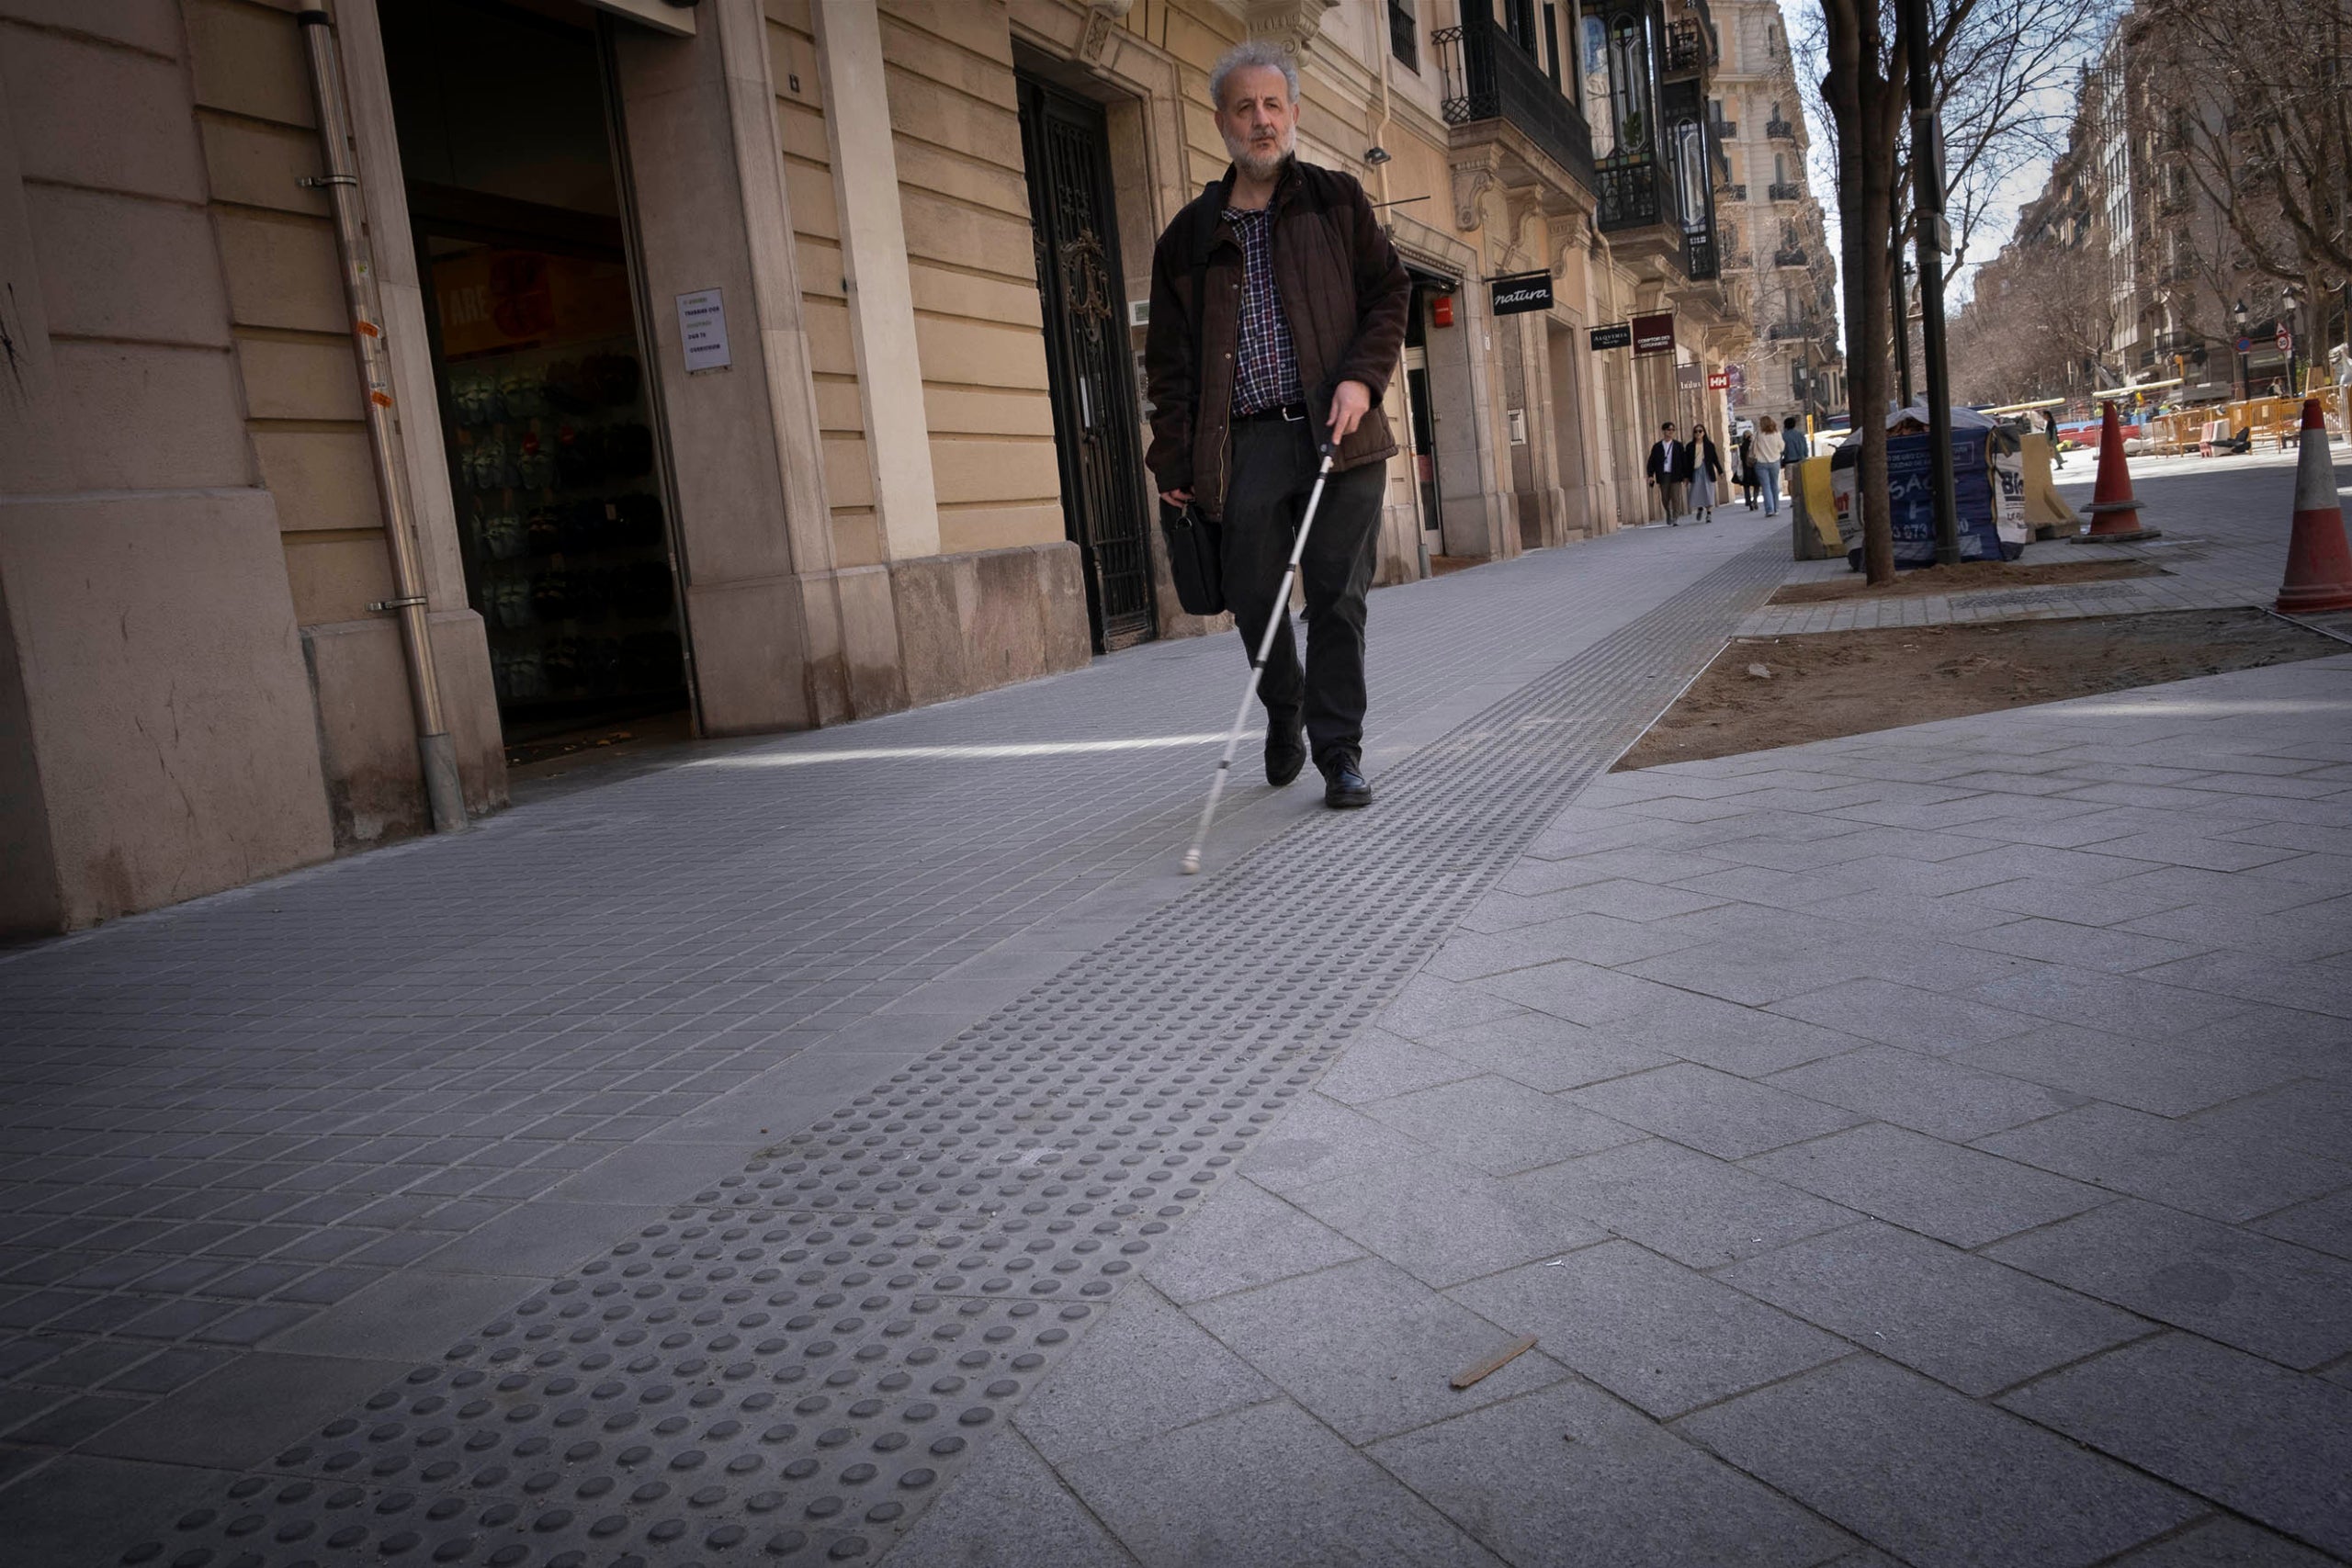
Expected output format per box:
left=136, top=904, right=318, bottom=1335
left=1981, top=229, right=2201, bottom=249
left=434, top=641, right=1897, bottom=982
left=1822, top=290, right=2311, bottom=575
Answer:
left=1224, top=206, right=1304, bottom=415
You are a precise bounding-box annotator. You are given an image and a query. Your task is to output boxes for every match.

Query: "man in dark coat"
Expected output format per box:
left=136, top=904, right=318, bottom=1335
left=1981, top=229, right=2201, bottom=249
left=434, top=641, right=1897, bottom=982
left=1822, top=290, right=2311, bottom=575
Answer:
left=1144, top=40, right=1410, bottom=809
left=1645, top=422, right=1689, bottom=524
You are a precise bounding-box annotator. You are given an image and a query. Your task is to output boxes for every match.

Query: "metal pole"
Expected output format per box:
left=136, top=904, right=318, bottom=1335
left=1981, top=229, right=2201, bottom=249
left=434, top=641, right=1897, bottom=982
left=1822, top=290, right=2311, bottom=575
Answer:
left=297, top=7, right=468, bottom=834
left=1891, top=262, right=1914, bottom=408
left=1899, top=0, right=1962, bottom=565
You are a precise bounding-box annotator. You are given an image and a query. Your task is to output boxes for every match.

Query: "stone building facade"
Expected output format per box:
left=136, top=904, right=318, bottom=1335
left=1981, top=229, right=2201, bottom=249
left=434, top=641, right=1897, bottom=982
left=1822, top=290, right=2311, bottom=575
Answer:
left=1704, top=0, right=1838, bottom=428
left=1, top=0, right=1747, bottom=937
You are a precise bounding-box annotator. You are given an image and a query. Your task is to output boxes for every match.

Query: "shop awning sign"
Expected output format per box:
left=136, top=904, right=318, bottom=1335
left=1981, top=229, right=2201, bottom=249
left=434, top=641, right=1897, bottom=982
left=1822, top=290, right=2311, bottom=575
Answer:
left=1632, top=312, right=1676, bottom=355
left=1489, top=271, right=1554, bottom=316
left=1707, top=367, right=1731, bottom=390
left=1675, top=363, right=1703, bottom=389
left=1589, top=321, right=1633, bottom=351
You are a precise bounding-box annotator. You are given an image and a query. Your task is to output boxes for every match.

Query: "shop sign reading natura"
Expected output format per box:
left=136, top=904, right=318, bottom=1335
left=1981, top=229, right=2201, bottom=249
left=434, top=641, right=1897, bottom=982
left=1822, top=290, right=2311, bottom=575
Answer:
left=1489, top=272, right=1554, bottom=316
left=676, top=288, right=732, bottom=373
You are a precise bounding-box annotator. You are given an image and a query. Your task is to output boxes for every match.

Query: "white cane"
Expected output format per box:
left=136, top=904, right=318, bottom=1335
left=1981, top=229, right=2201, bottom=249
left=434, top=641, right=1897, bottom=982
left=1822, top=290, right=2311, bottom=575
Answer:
left=1181, top=444, right=1338, bottom=875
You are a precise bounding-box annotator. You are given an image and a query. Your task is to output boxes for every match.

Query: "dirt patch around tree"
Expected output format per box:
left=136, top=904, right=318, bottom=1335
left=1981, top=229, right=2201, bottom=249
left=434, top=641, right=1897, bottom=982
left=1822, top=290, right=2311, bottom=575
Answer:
left=1768, top=558, right=2164, bottom=604
left=1615, top=608, right=2343, bottom=772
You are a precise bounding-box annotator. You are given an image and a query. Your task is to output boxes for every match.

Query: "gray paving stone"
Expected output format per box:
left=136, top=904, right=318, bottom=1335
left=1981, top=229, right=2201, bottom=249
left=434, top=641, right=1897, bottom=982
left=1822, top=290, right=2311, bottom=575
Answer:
left=402, top=1200, right=676, bottom=1277
left=1449, top=1242, right=1846, bottom=1417
left=1973, top=1101, right=2352, bottom=1224
left=1765, top=1045, right=2083, bottom=1142
left=1238, top=1093, right=1444, bottom=1197
left=1953, top=1021, right=2316, bottom=1121
left=1310, top=1027, right=1481, bottom=1106
left=1368, top=1380, right=1855, bottom=1568
left=1427, top=912, right=1709, bottom=978
left=1563, top=1062, right=1865, bottom=1158
left=1603, top=988, right=1865, bottom=1077
left=77, top=1350, right=409, bottom=1469
left=1190, top=1258, right=1565, bottom=1443
left=1742, top=1122, right=2109, bottom=1248
left=2256, top=1188, right=2352, bottom=1262
left=1412, top=1010, right=1675, bottom=1091
left=1719, top=1221, right=2148, bottom=1396
left=2001, top=1333, right=2352, bottom=1558
left=1139, top=1177, right=1365, bottom=1305
left=1984, top=1199, right=2352, bottom=1369
left=0, top=1453, right=236, bottom=1568
left=2103, top=1516, right=2340, bottom=1567
left=1362, top=1075, right=1644, bottom=1176
left=1013, top=1280, right=1276, bottom=1466
left=1375, top=973, right=1532, bottom=1040
left=1477, top=957, right=1698, bottom=1027
left=1679, top=1353, right=2203, bottom=1568
left=261, top=1268, right=539, bottom=1360
left=1058, top=1397, right=1507, bottom=1568
left=1619, top=938, right=1883, bottom=1008
left=884, top=1427, right=1139, bottom=1568
left=1967, top=965, right=2265, bottom=1038
left=1283, top=1158, right=1609, bottom=1289
left=1956, top=876, right=2198, bottom=927
left=1511, top=1135, right=1862, bottom=1267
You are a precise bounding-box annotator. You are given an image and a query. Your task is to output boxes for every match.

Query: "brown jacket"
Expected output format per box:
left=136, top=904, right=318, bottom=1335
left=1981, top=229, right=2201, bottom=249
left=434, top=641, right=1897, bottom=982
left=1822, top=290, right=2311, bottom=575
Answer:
left=1144, top=159, right=1411, bottom=522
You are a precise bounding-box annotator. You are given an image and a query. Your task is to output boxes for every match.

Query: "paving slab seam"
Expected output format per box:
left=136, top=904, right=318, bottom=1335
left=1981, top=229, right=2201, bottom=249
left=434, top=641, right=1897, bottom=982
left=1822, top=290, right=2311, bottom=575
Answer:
left=102, top=534, right=1792, bottom=1568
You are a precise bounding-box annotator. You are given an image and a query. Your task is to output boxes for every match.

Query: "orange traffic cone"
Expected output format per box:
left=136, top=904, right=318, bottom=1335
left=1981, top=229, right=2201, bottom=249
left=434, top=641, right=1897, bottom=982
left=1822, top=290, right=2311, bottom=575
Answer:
left=2072, top=400, right=2160, bottom=543
left=2277, top=398, right=2352, bottom=614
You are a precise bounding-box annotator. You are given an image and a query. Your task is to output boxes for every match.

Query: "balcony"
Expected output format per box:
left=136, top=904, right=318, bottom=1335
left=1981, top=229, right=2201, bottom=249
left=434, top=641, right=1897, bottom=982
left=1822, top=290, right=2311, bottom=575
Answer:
left=1768, top=318, right=1818, bottom=340
left=1713, top=118, right=1739, bottom=140
left=1767, top=117, right=1797, bottom=141
left=1433, top=11, right=1595, bottom=190
left=1722, top=246, right=1751, bottom=271
left=1769, top=181, right=1803, bottom=201
left=1721, top=181, right=1747, bottom=201
left=1597, top=155, right=1662, bottom=229
left=1774, top=246, right=1808, bottom=267
left=1664, top=20, right=1706, bottom=73
left=2154, top=328, right=2199, bottom=355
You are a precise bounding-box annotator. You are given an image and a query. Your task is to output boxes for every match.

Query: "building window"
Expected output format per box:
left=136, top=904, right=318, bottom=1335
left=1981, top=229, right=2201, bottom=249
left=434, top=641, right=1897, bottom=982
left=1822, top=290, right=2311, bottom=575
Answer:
left=1581, top=12, right=1613, bottom=152
left=1505, top=0, right=1539, bottom=55
left=1389, top=0, right=1419, bottom=73
left=1544, top=3, right=1563, bottom=89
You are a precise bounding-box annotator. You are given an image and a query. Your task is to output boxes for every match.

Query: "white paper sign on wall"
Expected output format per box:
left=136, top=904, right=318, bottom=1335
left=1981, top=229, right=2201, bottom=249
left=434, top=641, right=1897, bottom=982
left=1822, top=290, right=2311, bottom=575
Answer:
left=676, top=288, right=732, bottom=373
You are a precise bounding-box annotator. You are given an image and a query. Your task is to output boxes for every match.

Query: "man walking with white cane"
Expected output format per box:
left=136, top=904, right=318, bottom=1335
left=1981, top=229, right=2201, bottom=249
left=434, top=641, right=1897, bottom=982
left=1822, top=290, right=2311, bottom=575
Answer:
left=1145, top=40, right=1410, bottom=812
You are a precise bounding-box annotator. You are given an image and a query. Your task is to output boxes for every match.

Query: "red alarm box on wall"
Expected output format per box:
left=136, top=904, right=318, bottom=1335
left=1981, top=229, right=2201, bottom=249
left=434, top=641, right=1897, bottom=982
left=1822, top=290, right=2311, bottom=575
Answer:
left=1430, top=293, right=1455, bottom=329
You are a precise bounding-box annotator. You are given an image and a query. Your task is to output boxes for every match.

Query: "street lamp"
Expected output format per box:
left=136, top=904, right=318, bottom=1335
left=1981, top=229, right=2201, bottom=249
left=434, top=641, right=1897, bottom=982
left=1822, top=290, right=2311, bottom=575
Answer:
left=2233, top=299, right=2248, bottom=401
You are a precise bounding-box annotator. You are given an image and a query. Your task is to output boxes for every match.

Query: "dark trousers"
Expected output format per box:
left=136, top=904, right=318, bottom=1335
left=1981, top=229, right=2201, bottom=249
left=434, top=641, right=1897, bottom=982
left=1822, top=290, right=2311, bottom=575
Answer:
left=1221, top=414, right=1385, bottom=769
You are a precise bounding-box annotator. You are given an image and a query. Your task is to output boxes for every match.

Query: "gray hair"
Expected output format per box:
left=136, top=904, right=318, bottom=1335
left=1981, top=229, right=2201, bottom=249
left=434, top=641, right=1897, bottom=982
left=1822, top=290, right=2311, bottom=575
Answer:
left=1209, top=39, right=1299, bottom=108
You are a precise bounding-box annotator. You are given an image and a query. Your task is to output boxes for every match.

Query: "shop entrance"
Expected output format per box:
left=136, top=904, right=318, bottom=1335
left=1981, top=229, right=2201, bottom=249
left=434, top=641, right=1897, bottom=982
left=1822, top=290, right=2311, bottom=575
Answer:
left=1016, top=73, right=1157, bottom=653
left=381, top=0, right=690, bottom=761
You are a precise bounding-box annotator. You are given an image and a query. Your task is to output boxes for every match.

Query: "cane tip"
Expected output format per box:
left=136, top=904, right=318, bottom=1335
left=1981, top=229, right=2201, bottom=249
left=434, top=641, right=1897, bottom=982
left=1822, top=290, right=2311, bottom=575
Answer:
left=1180, top=852, right=1202, bottom=875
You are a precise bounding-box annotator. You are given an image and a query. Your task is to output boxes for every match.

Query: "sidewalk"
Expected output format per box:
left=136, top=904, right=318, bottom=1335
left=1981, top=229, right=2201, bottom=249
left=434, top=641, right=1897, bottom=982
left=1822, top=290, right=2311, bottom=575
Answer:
left=6, top=485, right=2349, bottom=1565
left=893, top=653, right=2352, bottom=1567
left=0, top=509, right=1788, bottom=1563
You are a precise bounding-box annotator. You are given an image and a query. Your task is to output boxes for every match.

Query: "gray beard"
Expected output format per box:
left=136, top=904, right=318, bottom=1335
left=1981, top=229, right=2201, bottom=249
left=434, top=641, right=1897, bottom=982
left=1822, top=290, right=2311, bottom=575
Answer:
left=1226, top=135, right=1291, bottom=183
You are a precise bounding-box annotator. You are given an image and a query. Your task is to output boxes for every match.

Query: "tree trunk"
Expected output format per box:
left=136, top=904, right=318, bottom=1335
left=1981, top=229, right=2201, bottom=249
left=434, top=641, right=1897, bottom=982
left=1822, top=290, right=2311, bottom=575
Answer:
left=1823, top=0, right=1902, bottom=584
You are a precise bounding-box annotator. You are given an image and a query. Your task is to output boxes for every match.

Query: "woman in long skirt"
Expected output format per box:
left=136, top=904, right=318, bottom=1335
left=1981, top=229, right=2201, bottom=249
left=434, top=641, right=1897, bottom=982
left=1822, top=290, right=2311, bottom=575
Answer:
left=1736, top=429, right=1758, bottom=508
left=1691, top=426, right=1724, bottom=523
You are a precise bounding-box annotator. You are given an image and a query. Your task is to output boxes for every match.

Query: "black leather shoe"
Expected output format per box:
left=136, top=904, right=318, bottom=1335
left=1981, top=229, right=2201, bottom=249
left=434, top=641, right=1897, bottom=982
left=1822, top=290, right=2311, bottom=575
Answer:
left=1322, top=761, right=1373, bottom=809
left=1265, top=714, right=1306, bottom=787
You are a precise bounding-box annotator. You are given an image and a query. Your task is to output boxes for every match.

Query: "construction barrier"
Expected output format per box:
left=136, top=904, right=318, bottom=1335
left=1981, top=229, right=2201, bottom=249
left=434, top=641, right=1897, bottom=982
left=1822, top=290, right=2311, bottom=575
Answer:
left=1789, top=455, right=1840, bottom=558
left=2018, top=433, right=2080, bottom=537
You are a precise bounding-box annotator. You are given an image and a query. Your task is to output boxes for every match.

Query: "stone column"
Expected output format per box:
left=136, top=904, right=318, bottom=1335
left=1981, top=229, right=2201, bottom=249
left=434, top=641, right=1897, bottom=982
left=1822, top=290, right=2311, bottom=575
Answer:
left=812, top=0, right=942, bottom=563
left=607, top=0, right=905, bottom=732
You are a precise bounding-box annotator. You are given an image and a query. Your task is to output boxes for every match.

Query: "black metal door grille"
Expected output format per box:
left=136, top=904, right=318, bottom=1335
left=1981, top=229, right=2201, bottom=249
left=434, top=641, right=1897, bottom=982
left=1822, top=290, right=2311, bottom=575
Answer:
left=1019, top=78, right=1157, bottom=653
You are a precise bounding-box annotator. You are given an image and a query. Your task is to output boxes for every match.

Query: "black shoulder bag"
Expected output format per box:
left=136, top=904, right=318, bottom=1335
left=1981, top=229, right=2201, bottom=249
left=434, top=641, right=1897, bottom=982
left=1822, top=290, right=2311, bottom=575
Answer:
left=1158, top=185, right=1227, bottom=616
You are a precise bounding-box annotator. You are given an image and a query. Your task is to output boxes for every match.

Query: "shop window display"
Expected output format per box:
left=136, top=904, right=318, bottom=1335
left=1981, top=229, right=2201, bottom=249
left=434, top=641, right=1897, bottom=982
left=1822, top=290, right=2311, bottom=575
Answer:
left=426, top=242, right=684, bottom=729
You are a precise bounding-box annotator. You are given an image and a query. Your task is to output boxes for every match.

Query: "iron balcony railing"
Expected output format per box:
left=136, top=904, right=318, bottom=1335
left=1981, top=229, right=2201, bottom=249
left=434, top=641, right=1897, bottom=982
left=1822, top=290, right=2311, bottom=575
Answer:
left=1767, top=117, right=1797, bottom=141
left=1597, top=155, right=1661, bottom=230
left=1768, top=318, right=1818, bottom=340
left=1722, top=181, right=1747, bottom=201
left=1664, top=20, right=1705, bottom=73
left=1713, top=117, right=1739, bottom=140
left=1722, top=247, right=1752, bottom=270
left=1768, top=181, right=1803, bottom=201
left=1432, top=12, right=1596, bottom=189
left=1685, top=229, right=1719, bottom=279
left=1774, top=246, right=1808, bottom=267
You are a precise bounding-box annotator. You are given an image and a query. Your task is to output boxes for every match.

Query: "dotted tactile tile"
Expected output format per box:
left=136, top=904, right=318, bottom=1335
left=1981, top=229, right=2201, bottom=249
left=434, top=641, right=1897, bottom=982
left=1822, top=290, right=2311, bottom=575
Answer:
left=117, top=534, right=1786, bottom=1568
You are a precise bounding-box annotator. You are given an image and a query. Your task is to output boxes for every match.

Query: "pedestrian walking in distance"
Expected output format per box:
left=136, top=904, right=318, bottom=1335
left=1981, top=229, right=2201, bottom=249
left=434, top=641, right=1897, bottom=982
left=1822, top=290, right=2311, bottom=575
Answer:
left=1737, top=426, right=1758, bottom=509
left=1145, top=40, right=1409, bottom=810
left=1646, top=422, right=1689, bottom=525
left=1751, top=414, right=1785, bottom=516
left=1690, top=425, right=1724, bottom=523
left=1781, top=414, right=1810, bottom=466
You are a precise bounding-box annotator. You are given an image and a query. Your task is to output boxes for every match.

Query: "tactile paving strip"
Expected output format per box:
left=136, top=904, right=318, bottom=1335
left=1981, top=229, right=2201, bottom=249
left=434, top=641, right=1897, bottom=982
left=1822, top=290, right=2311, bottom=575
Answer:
left=120, top=533, right=1785, bottom=1568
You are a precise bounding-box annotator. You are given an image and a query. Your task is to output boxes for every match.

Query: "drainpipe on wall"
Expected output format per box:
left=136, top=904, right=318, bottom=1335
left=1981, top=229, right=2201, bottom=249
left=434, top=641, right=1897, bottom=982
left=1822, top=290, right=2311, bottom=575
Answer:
left=297, top=7, right=468, bottom=835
